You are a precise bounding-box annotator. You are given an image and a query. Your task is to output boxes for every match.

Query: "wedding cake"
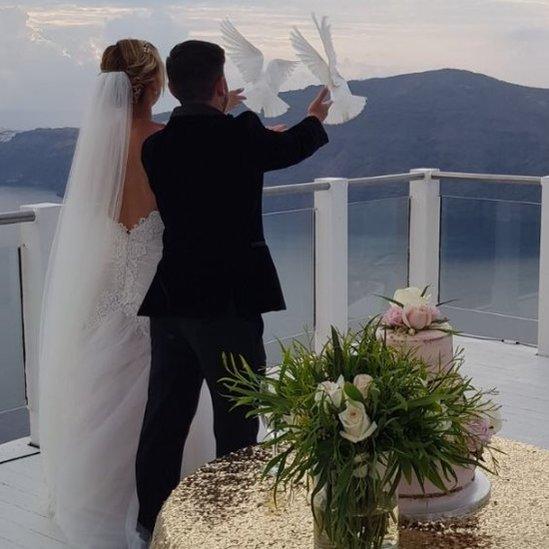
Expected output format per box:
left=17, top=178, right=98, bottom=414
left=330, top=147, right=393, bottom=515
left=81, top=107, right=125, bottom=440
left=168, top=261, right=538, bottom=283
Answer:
left=378, top=287, right=501, bottom=519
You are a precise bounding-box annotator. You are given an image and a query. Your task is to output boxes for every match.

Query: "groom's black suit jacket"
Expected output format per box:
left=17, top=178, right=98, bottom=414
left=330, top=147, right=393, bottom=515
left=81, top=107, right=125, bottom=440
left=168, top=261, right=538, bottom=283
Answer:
left=138, top=103, right=329, bottom=318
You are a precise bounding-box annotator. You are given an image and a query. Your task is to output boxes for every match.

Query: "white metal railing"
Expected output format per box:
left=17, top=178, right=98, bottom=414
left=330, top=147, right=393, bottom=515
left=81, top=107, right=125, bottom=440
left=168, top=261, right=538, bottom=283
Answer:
left=538, top=176, right=549, bottom=355
left=3, top=169, right=548, bottom=444
left=0, top=210, right=36, bottom=225
left=313, top=178, right=349, bottom=350
left=436, top=171, right=540, bottom=184
left=264, top=180, right=331, bottom=196
left=15, top=204, right=61, bottom=445
left=348, top=172, right=425, bottom=186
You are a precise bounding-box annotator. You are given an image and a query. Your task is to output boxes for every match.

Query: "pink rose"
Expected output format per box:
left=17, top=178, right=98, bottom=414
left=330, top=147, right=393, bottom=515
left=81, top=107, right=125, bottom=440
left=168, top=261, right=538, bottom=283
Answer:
left=401, top=304, right=433, bottom=331
left=382, top=306, right=403, bottom=327
left=429, top=306, right=442, bottom=320
left=467, top=417, right=492, bottom=452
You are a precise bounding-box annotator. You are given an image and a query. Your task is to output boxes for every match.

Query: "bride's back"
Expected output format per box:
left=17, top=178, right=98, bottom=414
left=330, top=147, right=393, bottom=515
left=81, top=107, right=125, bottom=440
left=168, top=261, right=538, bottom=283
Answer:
left=119, top=118, right=164, bottom=230
left=100, top=39, right=166, bottom=230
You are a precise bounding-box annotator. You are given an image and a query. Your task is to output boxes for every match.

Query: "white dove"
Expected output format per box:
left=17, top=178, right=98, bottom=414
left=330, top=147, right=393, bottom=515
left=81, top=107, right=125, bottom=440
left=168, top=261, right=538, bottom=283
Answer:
left=221, top=19, right=297, bottom=118
left=291, top=14, right=366, bottom=125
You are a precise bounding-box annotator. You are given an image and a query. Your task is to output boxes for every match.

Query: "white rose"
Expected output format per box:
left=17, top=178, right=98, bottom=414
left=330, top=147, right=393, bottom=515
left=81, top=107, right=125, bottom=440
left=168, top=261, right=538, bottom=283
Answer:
left=315, top=375, right=345, bottom=408
left=393, top=287, right=431, bottom=307
left=488, top=408, right=503, bottom=435
left=339, top=400, right=377, bottom=443
left=353, top=374, right=373, bottom=399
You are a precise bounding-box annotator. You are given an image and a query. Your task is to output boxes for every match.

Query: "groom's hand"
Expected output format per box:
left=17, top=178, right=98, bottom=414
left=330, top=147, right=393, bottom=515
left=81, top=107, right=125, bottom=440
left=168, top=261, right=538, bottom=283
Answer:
left=267, top=124, right=287, bottom=133
left=307, top=87, right=332, bottom=123
left=226, top=88, right=247, bottom=113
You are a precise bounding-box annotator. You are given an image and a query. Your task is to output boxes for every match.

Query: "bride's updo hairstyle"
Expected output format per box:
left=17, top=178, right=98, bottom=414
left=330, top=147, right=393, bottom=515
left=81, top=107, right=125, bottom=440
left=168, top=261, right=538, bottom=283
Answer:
left=100, top=39, right=165, bottom=104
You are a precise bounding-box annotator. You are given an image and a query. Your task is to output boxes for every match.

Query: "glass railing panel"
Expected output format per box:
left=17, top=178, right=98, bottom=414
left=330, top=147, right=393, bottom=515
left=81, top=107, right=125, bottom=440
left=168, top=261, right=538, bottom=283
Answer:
left=0, top=227, right=28, bottom=444
left=263, top=208, right=315, bottom=364
left=348, top=197, right=410, bottom=328
left=440, top=196, right=540, bottom=344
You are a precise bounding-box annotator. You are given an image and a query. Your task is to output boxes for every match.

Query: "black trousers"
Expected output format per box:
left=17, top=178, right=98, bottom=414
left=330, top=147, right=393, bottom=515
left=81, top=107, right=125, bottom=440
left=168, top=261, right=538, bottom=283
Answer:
left=135, top=313, right=266, bottom=533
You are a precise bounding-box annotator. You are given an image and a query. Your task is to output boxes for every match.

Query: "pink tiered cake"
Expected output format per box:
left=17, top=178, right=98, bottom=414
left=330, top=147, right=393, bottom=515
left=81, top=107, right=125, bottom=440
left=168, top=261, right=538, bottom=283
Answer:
left=383, top=330, right=476, bottom=497
left=382, top=329, right=454, bottom=374
left=378, top=287, right=493, bottom=519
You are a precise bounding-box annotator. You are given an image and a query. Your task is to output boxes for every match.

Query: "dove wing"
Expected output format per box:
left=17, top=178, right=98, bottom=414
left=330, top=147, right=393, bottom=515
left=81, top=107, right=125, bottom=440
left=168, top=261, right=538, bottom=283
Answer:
left=266, top=59, right=298, bottom=93
left=290, top=27, right=333, bottom=86
left=221, top=19, right=264, bottom=84
left=312, top=14, right=338, bottom=70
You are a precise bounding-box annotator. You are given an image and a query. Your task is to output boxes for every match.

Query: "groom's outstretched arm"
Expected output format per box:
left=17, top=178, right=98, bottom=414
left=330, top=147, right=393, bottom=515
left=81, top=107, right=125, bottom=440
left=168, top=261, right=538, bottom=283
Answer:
left=238, top=88, right=331, bottom=172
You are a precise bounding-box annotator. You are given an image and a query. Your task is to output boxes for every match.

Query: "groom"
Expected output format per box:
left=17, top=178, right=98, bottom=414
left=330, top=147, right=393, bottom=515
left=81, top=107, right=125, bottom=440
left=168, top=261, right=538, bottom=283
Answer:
left=136, top=39, right=330, bottom=535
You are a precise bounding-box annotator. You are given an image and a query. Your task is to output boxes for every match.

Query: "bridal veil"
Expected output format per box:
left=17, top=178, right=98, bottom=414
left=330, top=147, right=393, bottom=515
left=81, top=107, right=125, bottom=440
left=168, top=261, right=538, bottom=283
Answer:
left=38, top=72, right=135, bottom=545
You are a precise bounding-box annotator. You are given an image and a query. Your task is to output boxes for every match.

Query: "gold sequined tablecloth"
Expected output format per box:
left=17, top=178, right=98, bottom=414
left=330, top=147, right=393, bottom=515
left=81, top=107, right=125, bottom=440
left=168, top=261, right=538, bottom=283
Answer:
left=152, top=437, right=549, bottom=548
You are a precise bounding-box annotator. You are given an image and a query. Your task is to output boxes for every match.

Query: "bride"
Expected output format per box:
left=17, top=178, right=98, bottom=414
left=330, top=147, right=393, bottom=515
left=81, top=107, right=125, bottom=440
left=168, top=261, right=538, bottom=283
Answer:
left=38, top=39, right=243, bottom=548
left=38, top=39, right=166, bottom=548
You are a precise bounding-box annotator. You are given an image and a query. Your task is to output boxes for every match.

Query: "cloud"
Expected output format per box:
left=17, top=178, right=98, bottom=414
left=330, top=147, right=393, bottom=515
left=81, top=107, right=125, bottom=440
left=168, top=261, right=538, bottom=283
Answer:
left=104, top=10, right=188, bottom=57
left=0, top=5, right=188, bottom=128
left=0, top=7, right=95, bottom=128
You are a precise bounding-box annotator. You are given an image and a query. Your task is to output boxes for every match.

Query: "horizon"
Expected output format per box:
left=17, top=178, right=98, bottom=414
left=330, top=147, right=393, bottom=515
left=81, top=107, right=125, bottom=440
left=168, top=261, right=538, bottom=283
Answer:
left=2, top=1, right=549, bottom=130
left=3, top=67, right=547, bottom=133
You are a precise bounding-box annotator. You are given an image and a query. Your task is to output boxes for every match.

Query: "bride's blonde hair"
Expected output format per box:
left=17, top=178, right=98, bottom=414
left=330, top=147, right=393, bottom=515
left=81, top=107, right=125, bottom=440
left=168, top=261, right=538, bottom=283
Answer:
left=101, top=39, right=165, bottom=104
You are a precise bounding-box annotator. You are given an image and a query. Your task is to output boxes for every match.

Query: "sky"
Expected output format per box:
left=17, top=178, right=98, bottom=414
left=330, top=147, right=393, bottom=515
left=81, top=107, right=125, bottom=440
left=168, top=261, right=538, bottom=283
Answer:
left=1, top=0, right=549, bottom=129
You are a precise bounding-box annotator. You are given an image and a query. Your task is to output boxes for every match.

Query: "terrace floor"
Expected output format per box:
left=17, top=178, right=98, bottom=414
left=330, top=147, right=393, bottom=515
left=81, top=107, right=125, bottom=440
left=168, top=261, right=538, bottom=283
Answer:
left=0, top=337, right=548, bottom=548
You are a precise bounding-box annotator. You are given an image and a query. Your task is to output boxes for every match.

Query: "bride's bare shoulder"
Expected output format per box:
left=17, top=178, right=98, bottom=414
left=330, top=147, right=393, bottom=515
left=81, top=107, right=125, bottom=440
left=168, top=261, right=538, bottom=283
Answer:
left=149, top=121, right=166, bottom=133
left=143, top=120, right=165, bottom=139
left=131, top=120, right=165, bottom=145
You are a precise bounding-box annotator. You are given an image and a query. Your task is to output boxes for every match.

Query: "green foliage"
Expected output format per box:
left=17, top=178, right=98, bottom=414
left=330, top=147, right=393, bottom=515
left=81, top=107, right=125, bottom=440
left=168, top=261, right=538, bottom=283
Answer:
left=222, top=320, right=499, bottom=549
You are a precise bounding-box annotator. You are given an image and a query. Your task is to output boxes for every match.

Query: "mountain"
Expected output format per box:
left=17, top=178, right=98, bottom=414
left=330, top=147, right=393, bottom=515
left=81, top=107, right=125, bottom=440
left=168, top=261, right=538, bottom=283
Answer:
left=0, top=130, right=18, bottom=143
left=0, top=127, right=77, bottom=194
left=1, top=69, right=548, bottom=203
left=270, top=68, right=549, bottom=184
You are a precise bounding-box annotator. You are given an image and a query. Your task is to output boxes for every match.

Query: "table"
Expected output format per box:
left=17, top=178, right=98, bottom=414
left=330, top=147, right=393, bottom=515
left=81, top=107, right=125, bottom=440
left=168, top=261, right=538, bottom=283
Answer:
left=152, top=437, right=549, bottom=548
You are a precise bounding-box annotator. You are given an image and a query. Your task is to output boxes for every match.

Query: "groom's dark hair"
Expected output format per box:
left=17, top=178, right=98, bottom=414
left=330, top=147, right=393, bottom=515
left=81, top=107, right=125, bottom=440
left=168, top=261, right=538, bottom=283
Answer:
left=167, top=40, right=225, bottom=103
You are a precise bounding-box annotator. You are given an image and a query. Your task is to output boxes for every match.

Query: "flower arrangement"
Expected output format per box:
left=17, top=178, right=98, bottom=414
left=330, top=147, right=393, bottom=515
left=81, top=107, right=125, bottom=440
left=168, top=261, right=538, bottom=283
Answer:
left=223, top=322, right=500, bottom=549
left=380, top=286, right=452, bottom=335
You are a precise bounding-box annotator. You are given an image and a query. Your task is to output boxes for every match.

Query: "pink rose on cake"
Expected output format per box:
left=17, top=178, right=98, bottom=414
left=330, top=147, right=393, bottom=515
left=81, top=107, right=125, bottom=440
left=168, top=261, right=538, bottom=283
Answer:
left=429, top=305, right=442, bottom=321
left=379, top=286, right=450, bottom=335
left=402, top=304, right=433, bottom=331
left=381, top=306, right=403, bottom=327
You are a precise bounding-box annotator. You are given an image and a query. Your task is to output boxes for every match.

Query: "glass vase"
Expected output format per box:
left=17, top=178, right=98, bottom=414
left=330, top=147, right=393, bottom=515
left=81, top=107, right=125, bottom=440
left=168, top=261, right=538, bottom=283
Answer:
left=312, top=489, right=399, bottom=549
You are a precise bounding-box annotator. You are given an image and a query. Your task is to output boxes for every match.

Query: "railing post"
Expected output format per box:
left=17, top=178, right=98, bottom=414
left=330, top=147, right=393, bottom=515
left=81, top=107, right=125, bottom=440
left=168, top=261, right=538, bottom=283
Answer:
left=19, top=203, right=61, bottom=446
left=314, top=178, right=348, bottom=353
left=538, top=176, right=549, bottom=356
left=408, top=168, right=441, bottom=301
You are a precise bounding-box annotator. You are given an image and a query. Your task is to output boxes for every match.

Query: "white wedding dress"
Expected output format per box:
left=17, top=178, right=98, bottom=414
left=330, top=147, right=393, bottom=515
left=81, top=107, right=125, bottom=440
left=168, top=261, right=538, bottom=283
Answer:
left=38, top=73, right=214, bottom=548
left=54, top=213, right=164, bottom=548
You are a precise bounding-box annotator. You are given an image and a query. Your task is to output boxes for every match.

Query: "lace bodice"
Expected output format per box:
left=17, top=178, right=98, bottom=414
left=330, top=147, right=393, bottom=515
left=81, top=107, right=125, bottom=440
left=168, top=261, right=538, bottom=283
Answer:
left=91, top=211, right=164, bottom=335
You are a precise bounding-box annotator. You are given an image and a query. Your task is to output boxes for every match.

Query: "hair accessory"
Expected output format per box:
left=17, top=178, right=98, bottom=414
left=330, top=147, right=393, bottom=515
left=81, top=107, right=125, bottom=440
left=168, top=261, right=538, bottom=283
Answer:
left=132, top=82, right=144, bottom=104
